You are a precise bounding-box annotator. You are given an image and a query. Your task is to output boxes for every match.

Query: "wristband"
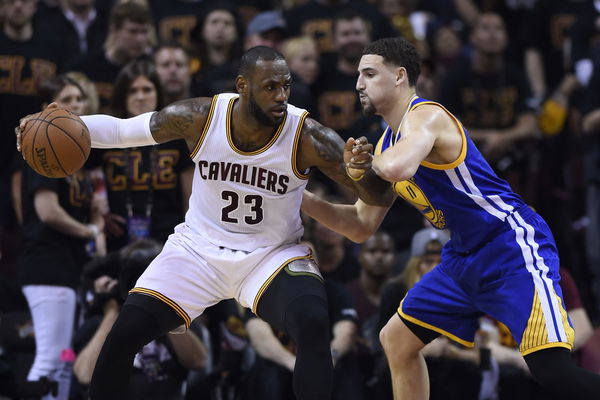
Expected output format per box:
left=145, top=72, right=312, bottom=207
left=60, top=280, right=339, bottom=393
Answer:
left=346, top=165, right=365, bottom=181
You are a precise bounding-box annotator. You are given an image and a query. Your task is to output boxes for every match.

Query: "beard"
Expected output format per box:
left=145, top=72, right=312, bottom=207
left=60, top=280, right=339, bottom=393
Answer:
left=360, top=95, right=377, bottom=116
left=339, top=43, right=365, bottom=64
left=248, top=91, right=278, bottom=127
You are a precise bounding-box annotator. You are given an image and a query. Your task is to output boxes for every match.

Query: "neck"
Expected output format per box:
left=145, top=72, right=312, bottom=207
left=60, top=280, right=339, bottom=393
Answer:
left=231, top=99, right=275, bottom=146
left=359, top=272, right=385, bottom=304
left=106, top=47, right=130, bottom=66
left=207, top=45, right=229, bottom=65
left=165, top=90, right=190, bottom=106
left=472, top=51, right=502, bottom=74
left=4, top=23, right=33, bottom=41
left=384, top=88, right=417, bottom=133
left=67, top=5, right=93, bottom=19
left=337, top=57, right=359, bottom=75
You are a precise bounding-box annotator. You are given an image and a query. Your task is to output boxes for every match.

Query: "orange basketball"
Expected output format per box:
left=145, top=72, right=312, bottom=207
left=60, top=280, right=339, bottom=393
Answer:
left=21, top=108, right=91, bottom=178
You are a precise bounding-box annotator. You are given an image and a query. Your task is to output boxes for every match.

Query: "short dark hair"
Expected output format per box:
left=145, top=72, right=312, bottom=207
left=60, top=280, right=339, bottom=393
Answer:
left=239, top=46, right=286, bottom=77
left=362, top=37, right=421, bottom=87
left=109, top=1, right=152, bottom=30
left=110, top=58, right=164, bottom=118
left=37, top=74, right=84, bottom=107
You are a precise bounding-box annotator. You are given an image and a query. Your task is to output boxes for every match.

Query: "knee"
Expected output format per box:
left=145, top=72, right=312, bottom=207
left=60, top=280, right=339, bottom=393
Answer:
left=379, top=318, right=421, bottom=362
left=285, top=296, right=329, bottom=342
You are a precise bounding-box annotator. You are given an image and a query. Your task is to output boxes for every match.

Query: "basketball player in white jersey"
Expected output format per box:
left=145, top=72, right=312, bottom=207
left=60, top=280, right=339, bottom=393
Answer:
left=17, top=46, right=393, bottom=399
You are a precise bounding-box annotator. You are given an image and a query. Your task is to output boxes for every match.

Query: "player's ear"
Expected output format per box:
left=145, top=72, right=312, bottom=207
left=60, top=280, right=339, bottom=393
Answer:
left=236, top=75, right=248, bottom=96
left=395, top=67, right=407, bottom=87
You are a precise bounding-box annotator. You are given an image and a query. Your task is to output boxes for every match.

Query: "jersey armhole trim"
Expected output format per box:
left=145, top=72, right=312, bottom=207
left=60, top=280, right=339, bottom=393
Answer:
left=409, top=101, right=467, bottom=170
left=292, top=111, right=310, bottom=180
left=190, top=95, right=218, bottom=159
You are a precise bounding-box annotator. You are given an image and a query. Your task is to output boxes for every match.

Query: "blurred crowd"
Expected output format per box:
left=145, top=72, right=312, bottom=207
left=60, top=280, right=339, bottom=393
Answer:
left=1, top=0, right=600, bottom=399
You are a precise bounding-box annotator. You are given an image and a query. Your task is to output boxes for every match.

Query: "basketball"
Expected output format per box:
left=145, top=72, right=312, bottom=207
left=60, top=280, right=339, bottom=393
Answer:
left=21, top=107, right=91, bottom=178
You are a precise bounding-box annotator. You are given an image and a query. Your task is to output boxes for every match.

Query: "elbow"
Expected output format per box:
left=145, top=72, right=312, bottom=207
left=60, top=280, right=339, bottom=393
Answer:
left=375, top=161, right=414, bottom=183
left=73, top=361, right=93, bottom=386
left=349, top=230, right=372, bottom=244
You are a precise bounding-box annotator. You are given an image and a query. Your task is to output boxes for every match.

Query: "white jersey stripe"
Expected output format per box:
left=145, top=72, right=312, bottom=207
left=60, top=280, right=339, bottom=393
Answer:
left=513, top=211, right=566, bottom=341
left=446, top=165, right=507, bottom=220
left=448, top=162, right=563, bottom=341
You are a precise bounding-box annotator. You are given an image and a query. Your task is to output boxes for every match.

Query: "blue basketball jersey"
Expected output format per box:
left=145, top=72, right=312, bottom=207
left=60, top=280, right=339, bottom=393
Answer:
left=375, top=96, right=525, bottom=253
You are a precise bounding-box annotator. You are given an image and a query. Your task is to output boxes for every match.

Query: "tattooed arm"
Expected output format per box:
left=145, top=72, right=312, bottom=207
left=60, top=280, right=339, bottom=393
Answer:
left=149, top=97, right=213, bottom=151
left=17, top=98, right=214, bottom=152
left=297, top=118, right=394, bottom=206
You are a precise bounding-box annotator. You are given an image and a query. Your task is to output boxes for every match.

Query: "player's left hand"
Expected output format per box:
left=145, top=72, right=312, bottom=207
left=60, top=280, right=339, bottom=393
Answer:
left=15, top=102, right=58, bottom=154
left=344, top=137, right=373, bottom=179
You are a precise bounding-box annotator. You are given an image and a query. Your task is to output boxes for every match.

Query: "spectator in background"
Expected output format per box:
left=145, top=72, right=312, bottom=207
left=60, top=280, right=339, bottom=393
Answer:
left=73, top=239, right=207, bottom=400
left=0, top=0, right=59, bottom=235
left=244, top=10, right=288, bottom=52
left=38, top=0, right=108, bottom=64
left=310, top=219, right=361, bottom=284
left=281, top=36, right=319, bottom=112
left=244, top=244, right=362, bottom=400
left=284, top=0, right=396, bottom=56
left=154, top=42, right=194, bottom=105
left=191, top=4, right=242, bottom=95
left=437, top=12, right=537, bottom=201
left=66, top=71, right=100, bottom=114
left=581, top=68, right=600, bottom=314
left=67, top=1, right=154, bottom=111
left=147, top=0, right=202, bottom=49
left=314, top=9, right=372, bottom=141
left=94, top=59, right=193, bottom=251
left=19, top=74, right=105, bottom=400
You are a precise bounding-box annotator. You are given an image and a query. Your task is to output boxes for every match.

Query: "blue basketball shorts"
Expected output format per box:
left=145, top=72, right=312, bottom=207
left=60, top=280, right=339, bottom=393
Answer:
left=399, top=208, right=575, bottom=355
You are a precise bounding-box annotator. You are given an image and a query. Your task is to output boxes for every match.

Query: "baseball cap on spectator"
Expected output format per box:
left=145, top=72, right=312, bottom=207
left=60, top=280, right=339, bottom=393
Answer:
left=246, top=10, right=287, bottom=36
left=410, top=228, right=450, bottom=257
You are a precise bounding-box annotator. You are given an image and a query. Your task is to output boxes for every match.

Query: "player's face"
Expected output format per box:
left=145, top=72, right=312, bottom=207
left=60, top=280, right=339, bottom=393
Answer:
left=126, top=75, right=157, bottom=117
left=155, top=48, right=190, bottom=97
left=356, top=54, right=397, bottom=116
left=54, top=84, right=84, bottom=116
left=359, top=233, right=395, bottom=278
left=247, top=59, right=291, bottom=127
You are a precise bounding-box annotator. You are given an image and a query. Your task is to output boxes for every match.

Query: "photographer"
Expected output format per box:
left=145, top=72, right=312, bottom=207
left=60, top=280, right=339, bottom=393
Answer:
left=73, top=239, right=207, bottom=400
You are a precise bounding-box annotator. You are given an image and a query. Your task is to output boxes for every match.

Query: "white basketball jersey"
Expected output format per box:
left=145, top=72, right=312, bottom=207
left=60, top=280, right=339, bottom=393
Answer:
left=185, top=93, right=310, bottom=252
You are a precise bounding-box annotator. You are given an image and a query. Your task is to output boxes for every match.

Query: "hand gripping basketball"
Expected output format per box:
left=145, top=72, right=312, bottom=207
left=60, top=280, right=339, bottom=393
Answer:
left=17, top=102, right=91, bottom=178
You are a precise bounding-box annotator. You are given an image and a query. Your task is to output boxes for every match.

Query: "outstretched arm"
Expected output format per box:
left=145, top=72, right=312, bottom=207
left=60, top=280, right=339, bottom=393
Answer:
left=17, top=98, right=213, bottom=153
left=301, top=190, right=392, bottom=243
left=297, top=118, right=394, bottom=206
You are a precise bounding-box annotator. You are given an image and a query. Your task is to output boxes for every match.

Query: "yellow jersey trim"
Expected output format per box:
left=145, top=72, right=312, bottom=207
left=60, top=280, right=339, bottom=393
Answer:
left=226, top=97, right=287, bottom=156
left=252, top=254, right=314, bottom=314
left=521, top=342, right=572, bottom=356
left=129, top=287, right=191, bottom=328
left=408, top=101, right=467, bottom=170
left=398, top=299, right=475, bottom=348
left=190, top=95, right=218, bottom=159
left=291, top=111, right=310, bottom=180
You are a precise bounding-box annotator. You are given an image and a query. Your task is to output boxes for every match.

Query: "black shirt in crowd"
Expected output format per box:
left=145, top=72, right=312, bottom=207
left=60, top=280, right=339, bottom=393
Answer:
left=91, top=139, right=194, bottom=250
left=19, top=166, right=92, bottom=289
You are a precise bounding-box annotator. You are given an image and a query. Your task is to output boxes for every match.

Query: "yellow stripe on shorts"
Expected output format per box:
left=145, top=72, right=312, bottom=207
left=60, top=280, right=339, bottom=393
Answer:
left=520, top=290, right=574, bottom=355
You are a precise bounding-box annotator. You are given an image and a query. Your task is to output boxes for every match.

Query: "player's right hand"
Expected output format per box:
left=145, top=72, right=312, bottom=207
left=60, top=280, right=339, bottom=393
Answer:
left=344, top=136, right=373, bottom=179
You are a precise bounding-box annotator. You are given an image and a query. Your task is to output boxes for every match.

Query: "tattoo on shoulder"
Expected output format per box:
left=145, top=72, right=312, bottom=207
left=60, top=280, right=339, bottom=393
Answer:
left=150, top=97, right=211, bottom=142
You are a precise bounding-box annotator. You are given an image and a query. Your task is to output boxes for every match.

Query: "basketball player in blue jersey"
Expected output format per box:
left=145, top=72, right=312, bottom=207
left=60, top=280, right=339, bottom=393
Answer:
left=16, top=46, right=393, bottom=400
left=302, top=37, right=600, bottom=399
